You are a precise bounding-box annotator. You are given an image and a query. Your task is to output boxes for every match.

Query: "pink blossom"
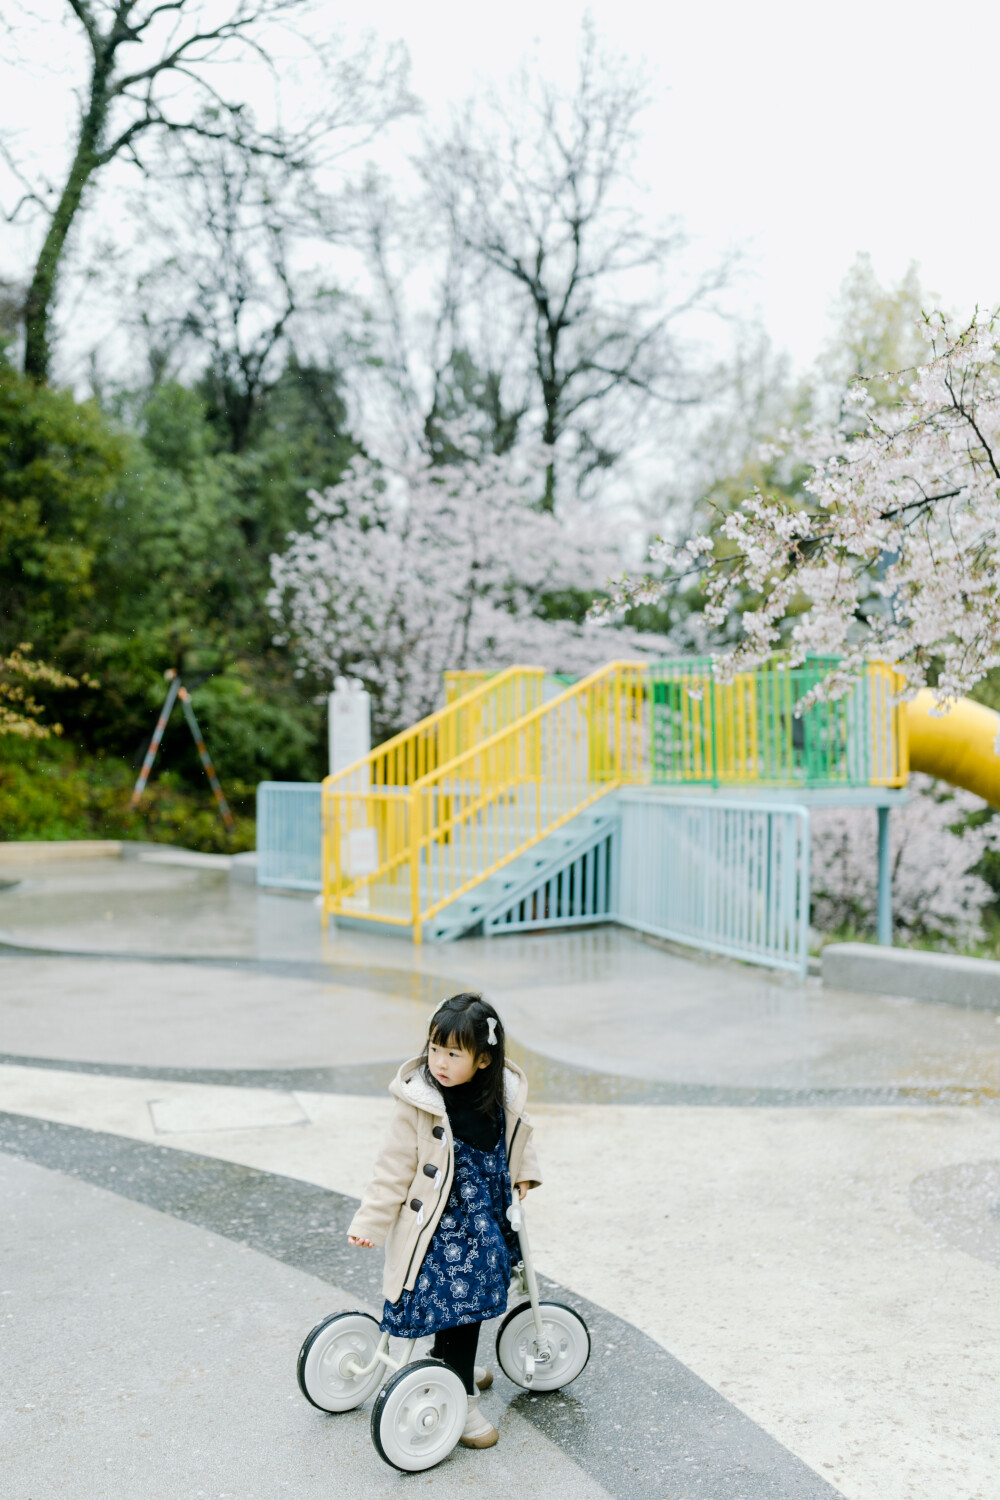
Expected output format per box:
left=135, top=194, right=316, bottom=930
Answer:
left=602, top=312, right=1000, bottom=716
left=811, top=776, right=999, bottom=946
left=269, top=440, right=663, bottom=735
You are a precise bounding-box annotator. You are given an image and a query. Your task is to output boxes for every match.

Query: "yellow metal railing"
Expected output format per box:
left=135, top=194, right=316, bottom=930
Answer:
left=322, top=660, right=647, bottom=938
left=410, top=660, right=648, bottom=934
left=866, top=662, right=909, bottom=787
left=322, top=666, right=545, bottom=926
left=443, top=670, right=495, bottom=705
left=447, top=660, right=908, bottom=790
left=649, top=659, right=908, bottom=788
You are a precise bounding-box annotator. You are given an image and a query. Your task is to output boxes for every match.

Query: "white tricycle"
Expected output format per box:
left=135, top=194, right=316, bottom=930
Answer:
left=296, top=1201, right=590, bottom=1472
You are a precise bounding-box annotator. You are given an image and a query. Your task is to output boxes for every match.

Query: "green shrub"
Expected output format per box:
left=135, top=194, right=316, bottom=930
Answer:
left=0, top=736, right=254, bottom=854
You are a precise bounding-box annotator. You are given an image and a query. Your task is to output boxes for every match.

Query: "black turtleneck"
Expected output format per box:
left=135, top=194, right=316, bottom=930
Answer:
left=439, top=1074, right=502, bottom=1152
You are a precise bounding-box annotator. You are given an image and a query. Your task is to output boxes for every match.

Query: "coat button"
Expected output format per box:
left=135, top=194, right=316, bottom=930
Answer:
left=432, top=1125, right=445, bottom=1139
left=422, top=1163, right=437, bottom=1178
left=410, top=1198, right=422, bottom=1212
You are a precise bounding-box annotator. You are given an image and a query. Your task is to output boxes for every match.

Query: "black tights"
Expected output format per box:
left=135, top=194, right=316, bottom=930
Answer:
left=431, top=1322, right=482, bottom=1395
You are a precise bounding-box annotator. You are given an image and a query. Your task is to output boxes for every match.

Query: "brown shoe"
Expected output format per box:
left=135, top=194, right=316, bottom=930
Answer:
left=474, top=1364, right=494, bottom=1391
left=459, top=1395, right=499, bottom=1448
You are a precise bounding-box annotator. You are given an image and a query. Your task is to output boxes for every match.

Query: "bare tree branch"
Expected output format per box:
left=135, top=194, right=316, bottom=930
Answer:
left=10, top=0, right=414, bottom=380
left=65, top=0, right=100, bottom=49
left=0, top=138, right=55, bottom=222
left=420, top=24, right=729, bottom=505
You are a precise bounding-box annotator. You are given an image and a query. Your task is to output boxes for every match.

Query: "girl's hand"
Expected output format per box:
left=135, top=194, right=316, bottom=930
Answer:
left=348, top=1234, right=375, bottom=1248
left=515, top=1182, right=529, bottom=1202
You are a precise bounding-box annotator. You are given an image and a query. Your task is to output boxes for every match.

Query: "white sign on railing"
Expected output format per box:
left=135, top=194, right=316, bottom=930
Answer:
left=339, top=826, right=379, bottom=912
left=343, top=826, right=379, bottom=877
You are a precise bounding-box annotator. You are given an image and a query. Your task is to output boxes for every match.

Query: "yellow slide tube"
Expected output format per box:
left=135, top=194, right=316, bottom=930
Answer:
left=904, top=690, right=1000, bottom=807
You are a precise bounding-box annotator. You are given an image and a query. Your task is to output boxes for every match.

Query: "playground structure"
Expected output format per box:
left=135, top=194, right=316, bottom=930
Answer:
left=256, top=657, right=1000, bottom=975
left=904, top=689, right=1000, bottom=805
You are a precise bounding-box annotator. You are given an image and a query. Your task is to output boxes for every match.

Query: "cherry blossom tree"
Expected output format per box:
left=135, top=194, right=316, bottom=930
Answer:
left=600, top=312, right=1000, bottom=723
left=268, top=439, right=659, bottom=738
left=811, top=775, right=999, bottom=947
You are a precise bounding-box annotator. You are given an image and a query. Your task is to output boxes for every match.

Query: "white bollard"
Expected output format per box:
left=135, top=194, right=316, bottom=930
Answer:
left=328, top=677, right=371, bottom=777
left=328, top=678, right=374, bottom=912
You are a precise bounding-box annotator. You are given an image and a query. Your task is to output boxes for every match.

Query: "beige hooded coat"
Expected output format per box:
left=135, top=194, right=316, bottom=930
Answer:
left=347, top=1055, right=541, bottom=1305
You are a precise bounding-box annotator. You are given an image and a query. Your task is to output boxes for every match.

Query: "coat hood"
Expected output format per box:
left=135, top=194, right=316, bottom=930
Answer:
left=390, top=1054, right=529, bottom=1117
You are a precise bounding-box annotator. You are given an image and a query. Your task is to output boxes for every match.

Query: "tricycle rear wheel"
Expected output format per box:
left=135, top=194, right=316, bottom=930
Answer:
left=371, top=1359, right=468, bottom=1471
left=297, top=1310, right=384, bottom=1412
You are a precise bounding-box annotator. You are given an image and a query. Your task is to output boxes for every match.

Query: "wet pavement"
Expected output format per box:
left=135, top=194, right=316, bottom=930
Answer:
left=1, top=851, right=999, bottom=1499
left=3, top=854, right=1000, bottom=1102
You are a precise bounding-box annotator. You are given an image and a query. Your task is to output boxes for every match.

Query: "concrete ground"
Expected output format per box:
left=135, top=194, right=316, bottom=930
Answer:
left=1, top=852, right=999, bottom=1499
left=0, top=1153, right=608, bottom=1500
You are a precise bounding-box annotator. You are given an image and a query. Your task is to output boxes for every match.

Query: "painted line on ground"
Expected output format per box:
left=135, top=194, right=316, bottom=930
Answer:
left=0, top=1048, right=993, bottom=1109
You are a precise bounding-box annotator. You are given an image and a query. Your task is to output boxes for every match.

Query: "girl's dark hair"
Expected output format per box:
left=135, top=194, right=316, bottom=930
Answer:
left=423, top=992, right=506, bottom=1115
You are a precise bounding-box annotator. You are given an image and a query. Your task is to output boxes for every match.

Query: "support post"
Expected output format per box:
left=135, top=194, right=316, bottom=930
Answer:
left=876, top=805, right=892, bottom=946
left=130, top=671, right=181, bottom=808
left=178, top=688, right=235, bottom=832
left=410, top=787, right=422, bottom=945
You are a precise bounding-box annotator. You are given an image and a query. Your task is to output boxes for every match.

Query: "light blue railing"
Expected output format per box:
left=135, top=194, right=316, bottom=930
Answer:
left=615, top=792, right=810, bottom=974
left=256, top=782, right=322, bottom=890
left=255, top=781, right=811, bottom=973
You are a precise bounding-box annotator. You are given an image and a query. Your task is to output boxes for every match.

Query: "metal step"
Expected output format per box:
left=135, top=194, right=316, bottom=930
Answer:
left=424, top=798, right=618, bottom=942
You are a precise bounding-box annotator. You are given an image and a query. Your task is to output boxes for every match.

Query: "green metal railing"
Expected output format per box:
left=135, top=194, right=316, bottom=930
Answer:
left=443, top=657, right=906, bottom=790
left=649, top=657, right=905, bottom=788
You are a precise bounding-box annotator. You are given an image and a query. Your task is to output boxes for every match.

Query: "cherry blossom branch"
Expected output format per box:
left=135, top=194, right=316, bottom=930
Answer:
left=596, top=311, right=1000, bottom=716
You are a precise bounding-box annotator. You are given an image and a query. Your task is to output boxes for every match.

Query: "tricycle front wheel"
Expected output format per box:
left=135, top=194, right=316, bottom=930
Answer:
left=496, top=1301, right=590, bottom=1391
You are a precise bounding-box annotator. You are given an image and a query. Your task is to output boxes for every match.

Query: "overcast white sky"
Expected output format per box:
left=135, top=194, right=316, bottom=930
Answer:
left=355, top=0, right=999, bottom=366
left=3, top=0, right=998, bottom=372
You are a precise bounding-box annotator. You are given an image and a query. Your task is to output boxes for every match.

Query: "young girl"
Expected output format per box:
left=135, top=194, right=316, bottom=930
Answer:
left=347, top=992, right=539, bottom=1449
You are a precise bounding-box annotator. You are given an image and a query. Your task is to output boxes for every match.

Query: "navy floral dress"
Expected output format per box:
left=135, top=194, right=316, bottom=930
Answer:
left=381, top=1119, right=520, bottom=1336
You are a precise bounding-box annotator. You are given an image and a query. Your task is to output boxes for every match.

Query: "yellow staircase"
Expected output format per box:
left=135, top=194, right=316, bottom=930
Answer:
left=322, top=666, right=544, bottom=934
left=322, top=661, right=647, bottom=941
left=320, top=656, right=910, bottom=944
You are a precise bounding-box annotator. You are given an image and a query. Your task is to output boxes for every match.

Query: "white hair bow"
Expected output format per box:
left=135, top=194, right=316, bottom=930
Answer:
left=487, top=1016, right=498, bottom=1046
